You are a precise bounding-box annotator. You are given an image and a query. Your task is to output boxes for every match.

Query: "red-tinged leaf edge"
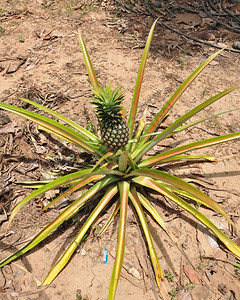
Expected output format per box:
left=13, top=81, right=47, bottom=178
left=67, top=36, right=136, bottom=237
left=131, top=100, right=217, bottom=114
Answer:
left=128, top=19, right=158, bottom=139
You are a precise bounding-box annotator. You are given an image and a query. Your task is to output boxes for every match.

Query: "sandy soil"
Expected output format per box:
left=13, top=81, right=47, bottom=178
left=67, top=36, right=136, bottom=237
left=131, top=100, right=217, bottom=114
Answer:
left=0, top=1, right=240, bottom=299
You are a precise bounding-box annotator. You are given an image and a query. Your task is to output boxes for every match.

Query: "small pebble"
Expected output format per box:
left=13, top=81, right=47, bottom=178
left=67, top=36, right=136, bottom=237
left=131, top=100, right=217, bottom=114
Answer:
left=80, top=248, right=86, bottom=256
left=151, top=1, right=162, bottom=8
left=233, top=41, right=240, bottom=50
left=0, top=114, right=10, bottom=125
left=199, top=32, right=215, bottom=41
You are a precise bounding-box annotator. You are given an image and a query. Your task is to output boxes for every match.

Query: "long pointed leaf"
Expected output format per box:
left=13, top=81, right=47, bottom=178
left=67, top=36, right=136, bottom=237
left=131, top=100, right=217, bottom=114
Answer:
left=108, top=181, right=129, bottom=300
left=129, top=168, right=236, bottom=228
left=42, top=185, right=118, bottom=285
left=8, top=168, right=122, bottom=226
left=78, top=29, right=100, bottom=91
left=19, top=97, right=101, bottom=143
left=140, top=48, right=225, bottom=144
left=135, top=177, right=240, bottom=258
left=159, top=182, right=208, bottom=203
left=38, top=123, right=83, bottom=146
left=137, top=191, right=199, bottom=274
left=134, top=86, right=240, bottom=161
left=138, top=131, right=240, bottom=167
left=137, top=191, right=183, bottom=240
left=43, top=174, right=103, bottom=211
left=130, top=108, right=147, bottom=152
left=141, top=109, right=237, bottom=138
left=0, top=103, right=103, bottom=156
left=8, top=168, right=91, bottom=226
left=129, top=188, right=165, bottom=290
left=128, top=19, right=158, bottom=139
left=173, top=108, right=237, bottom=134
left=149, top=154, right=215, bottom=165
left=99, top=199, right=120, bottom=236
left=91, top=151, right=114, bottom=172
left=0, top=177, right=116, bottom=268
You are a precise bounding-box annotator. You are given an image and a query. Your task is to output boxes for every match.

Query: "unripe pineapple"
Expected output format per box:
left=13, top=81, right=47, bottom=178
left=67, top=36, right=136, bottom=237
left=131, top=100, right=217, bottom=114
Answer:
left=91, top=83, right=129, bottom=150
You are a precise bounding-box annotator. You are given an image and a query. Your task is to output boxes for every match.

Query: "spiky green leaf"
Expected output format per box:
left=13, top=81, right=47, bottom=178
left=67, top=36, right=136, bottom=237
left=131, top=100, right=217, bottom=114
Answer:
left=128, top=19, right=158, bottom=139
left=42, top=185, right=118, bottom=285
left=108, top=181, right=129, bottom=300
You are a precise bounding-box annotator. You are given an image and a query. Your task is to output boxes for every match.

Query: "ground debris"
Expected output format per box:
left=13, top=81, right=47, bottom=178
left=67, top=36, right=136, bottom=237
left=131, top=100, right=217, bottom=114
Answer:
left=0, top=115, right=10, bottom=126
left=183, top=265, right=201, bottom=284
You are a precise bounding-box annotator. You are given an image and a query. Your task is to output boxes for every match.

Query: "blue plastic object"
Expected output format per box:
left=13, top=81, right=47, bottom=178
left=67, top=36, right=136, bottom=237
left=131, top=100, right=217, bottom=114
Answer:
left=103, top=248, right=108, bottom=264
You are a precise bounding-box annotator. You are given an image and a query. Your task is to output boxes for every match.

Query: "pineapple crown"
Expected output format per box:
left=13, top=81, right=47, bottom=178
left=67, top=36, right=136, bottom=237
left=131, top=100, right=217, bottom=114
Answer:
left=91, top=83, right=125, bottom=121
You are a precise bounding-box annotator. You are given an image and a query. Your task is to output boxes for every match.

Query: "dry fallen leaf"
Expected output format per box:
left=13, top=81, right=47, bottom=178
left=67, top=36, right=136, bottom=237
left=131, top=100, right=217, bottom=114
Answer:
left=183, top=265, right=201, bottom=284
left=198, top=32, right=215, bottom=41
left=18, top=138, right=35, bottom=159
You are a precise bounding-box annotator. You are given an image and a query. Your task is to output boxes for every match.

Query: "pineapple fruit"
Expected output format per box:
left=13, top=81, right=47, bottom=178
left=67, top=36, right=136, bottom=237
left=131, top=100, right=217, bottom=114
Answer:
left=91, top=83, right=129, bottom=150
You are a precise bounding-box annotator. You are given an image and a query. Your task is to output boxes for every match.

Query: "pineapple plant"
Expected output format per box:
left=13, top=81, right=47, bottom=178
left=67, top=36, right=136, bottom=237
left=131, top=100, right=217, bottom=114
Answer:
left=0, top=20, right=240, bottom=299
left=91, top=84, right=129, bottom=150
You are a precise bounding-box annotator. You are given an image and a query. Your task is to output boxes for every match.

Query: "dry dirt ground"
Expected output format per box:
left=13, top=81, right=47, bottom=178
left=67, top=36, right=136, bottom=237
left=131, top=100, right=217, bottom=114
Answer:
left=0, top=1, right=240, bottom=299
